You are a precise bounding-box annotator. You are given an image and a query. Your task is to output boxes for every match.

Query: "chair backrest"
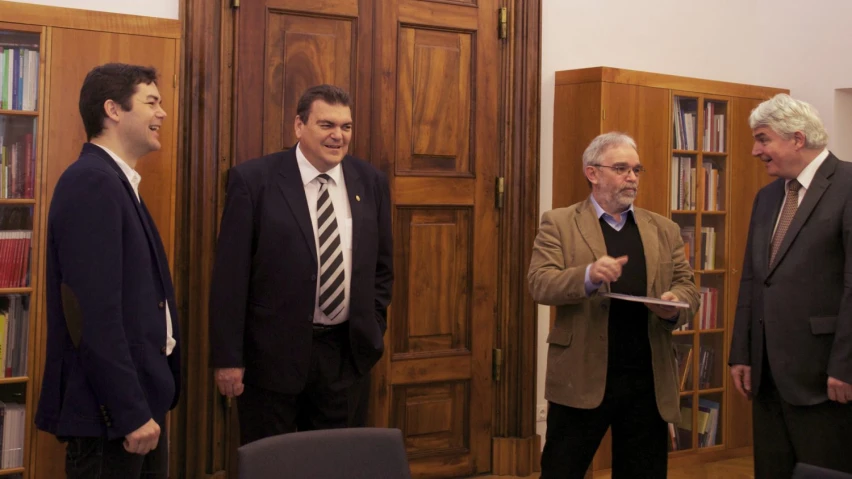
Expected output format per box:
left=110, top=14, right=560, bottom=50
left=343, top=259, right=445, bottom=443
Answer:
left=792, top=463, right=852, bottom=479
left=237, top=427, right=412, bottom=479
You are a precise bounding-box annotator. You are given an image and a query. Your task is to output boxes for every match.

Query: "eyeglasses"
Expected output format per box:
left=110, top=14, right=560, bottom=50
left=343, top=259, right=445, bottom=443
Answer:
left=592, top=164, right=646, bottom=177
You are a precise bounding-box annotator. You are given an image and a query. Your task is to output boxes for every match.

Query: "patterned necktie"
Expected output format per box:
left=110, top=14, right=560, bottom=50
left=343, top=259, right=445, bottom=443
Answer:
left=769, top=179, right=801, bottom=266
left=316, top=174, right=346, bottom=320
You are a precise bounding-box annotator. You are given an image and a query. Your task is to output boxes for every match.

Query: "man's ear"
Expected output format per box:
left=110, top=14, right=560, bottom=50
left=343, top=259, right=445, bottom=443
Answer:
left=103, top=99, right=121, bottom=122
left=792, top=131, right=807, bottom=150
left=294, top=114, right=304, bottom=139
left=584, top=165, right=598, bottom=185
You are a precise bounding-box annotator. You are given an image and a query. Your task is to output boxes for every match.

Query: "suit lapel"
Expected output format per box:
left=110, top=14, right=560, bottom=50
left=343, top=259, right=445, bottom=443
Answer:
left=634, top=209, right=660, bottom=296
left=342, top=158, right=363, bottom=254
left=276, top=150, right=318, bottom=263
left=767, top=154, right=837, bottom=277
left=575, top=199, right=608, bottom=261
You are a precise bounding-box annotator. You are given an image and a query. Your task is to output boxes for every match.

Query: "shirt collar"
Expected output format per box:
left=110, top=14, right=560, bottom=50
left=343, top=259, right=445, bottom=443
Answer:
left=589, top=193, right=634, bottom=220
left=296, top=143, right=343, bottom=187
left=791, top=148, right=830, bottom=190
left=94, top=143, right=141, bottom=192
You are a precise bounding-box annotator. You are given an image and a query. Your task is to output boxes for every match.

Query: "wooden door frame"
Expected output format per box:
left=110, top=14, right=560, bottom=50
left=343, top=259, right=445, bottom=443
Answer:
left=173, top=0, right=541, bottom=476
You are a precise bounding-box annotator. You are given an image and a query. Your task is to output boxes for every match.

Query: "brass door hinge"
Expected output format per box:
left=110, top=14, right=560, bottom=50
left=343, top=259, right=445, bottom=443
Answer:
left=496, top=177, right=505, bottom=209
left=498, top=7, right=508, bottom=40
left=232, top=0, right=239, bottom=8
left=493, top=348, right=504, bottom=381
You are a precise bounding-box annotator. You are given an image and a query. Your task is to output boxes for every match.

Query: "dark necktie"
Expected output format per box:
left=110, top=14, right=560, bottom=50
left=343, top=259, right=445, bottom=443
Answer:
left=316, top=174, right=345, bottom=320
left=769, top=179, right=801, bottom=266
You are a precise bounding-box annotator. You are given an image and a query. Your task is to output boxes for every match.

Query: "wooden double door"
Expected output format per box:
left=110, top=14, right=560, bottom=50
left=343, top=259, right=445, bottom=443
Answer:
left=231, top=0, right=500, bottom=476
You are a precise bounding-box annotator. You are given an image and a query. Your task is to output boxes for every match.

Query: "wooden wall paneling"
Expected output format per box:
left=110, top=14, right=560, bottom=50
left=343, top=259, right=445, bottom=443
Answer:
left=725, top=96, right=768, bottom=451
left=601, top=82, right=670, bottom=216
left=175, top=0, right=231, bottom=476
left=551, top=82, right=601, bottom=209
left=492, top=0, right=543, bottom=474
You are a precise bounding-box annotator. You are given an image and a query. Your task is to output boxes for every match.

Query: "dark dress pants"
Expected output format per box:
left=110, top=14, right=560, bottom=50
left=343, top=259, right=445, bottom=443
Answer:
left=64, top=423, right=167, bottom=479
left=541, top=369, right=668, bottom=479
left=237, top=322, right=366, bottom=445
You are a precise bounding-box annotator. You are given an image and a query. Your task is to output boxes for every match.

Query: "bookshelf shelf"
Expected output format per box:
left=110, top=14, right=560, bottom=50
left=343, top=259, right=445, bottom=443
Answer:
left=0, top=200, right=35, bottom=205
left=0, top=467, right=25, bottom=477
left=553, top=66, right=787, bottom=470
left=0, top=110, right=37, bottom=117
left=0, top=289, right=32, bottom=295
left=0, top=377, right=28, bottom=385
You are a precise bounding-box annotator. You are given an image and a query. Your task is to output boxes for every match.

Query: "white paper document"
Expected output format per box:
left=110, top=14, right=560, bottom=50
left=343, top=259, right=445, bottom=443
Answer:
left=600, top=292, right=690, bottom=308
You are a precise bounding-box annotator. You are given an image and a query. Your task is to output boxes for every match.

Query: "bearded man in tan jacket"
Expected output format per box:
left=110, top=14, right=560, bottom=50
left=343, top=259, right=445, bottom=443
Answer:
left=529, top=132, right=699, bottom=479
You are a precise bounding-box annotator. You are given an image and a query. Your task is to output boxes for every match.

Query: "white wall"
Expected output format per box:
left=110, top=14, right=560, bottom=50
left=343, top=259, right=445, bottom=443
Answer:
left=538, top=0, right=852, bottom=442
left=5, top=0, right=178, bottom=19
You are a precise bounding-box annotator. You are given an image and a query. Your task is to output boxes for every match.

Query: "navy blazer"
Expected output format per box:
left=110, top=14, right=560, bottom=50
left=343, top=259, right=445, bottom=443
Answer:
left=730, top=153, right=852, bottom=405
left=35, top=143, right=180, bottom=440
left=209, top=147, right=393, bottom=394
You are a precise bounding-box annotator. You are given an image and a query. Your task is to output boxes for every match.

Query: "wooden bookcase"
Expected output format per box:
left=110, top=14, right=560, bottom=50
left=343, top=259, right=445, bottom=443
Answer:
left=551, top=67, right=787, bottom=471
left=0, top=2, right=180, bottom=478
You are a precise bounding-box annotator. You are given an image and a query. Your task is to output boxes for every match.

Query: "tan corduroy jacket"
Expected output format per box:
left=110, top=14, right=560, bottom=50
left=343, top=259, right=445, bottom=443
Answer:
left=528, top=199, right=700, bottom=423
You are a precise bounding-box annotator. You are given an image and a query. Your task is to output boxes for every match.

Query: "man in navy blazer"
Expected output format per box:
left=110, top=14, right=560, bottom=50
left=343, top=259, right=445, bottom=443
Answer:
left=729, top=94, right=852, bottom=477
left=35, top=64, right=179, bottom=479
left=209, top=84, right=393, bottom=444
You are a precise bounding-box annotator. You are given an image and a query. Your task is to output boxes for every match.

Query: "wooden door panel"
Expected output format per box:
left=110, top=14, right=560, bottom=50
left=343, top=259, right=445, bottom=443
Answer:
left=396, top=28, right=472, bottom=176
left=393, top=208, right=471, bottom=354
left=393, top=382, right=469, bottom=454
left=263, top=13, right=353, bottom=154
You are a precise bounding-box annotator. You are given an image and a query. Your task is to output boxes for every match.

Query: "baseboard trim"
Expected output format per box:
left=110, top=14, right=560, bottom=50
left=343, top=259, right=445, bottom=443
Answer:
left=492, top=435, right=542, bottom=476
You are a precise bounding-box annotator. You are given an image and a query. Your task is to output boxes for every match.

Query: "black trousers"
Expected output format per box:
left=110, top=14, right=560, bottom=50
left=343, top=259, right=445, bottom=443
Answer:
left=237, top=323, right=368, bottom=445
left=64, top=424, right=167, bottom=479
left=753, top=361, right=852, bottom=478
left=540, top=369, right=668, bottom=479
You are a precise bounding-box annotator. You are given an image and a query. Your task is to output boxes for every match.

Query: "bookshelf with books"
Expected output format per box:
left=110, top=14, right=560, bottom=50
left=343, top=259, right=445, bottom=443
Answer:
left=1, top=3, right=181, bottom=477
left=551, top=67, right=787, bottom=471
left=0, top=21, right=42, bottom=479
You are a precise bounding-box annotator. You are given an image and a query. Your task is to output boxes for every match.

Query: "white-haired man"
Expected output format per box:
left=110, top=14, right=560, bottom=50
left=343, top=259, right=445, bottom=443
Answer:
left=528, top=132, right=699, bottom=478
left=729, top=93, right=852, bottom=477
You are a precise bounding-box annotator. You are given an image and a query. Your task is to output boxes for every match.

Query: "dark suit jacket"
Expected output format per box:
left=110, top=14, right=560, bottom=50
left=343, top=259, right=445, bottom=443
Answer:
left=730, top=153, right=852, bottom=405
left=208, top=147, right=393, bottom=395
left=35, top=143, right=180, bottom=440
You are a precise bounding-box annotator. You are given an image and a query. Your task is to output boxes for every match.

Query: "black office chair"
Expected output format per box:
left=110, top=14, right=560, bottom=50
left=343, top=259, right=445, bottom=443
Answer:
left=792, top=463, right=852, bottom=479
left=237, top=427, right=412, bottom=479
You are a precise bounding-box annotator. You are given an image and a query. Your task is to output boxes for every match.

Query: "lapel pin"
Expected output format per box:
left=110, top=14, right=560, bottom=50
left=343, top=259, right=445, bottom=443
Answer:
left=356, top=195, right=361, bottom=202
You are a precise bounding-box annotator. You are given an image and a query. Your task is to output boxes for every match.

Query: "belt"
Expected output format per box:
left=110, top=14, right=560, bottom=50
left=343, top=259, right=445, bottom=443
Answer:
left=312, top=322, right=348, bottom=334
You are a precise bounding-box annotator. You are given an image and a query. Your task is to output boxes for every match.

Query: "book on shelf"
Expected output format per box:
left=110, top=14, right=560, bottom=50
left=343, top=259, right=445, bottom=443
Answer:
left=701, top=160, right=722, bottom=211
left=697, top=398, right=720, bottom=447
left=673, top=98, right=697, bottom=151
left=0, top=44, right=40, bottom=112
left=697, top=346, right=716, bottom=389
left=700, top=226, right=716, bottom=270
left=0, top=400, right=25, bottom=469
left=702, top=102, right=726, bottom=153
left=671, top=156, right=696, bottom=210
left=680, top=226, right=695, bottom=269
left=674, top=343, right=693, bottom=391
left=0, top=116, right=37, bottom=199
left=698, top=287, right=719, bottom=329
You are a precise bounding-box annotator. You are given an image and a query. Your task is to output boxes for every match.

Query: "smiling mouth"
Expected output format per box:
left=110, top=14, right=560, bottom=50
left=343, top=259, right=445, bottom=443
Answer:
left=149, top=125, right=161, bottom=132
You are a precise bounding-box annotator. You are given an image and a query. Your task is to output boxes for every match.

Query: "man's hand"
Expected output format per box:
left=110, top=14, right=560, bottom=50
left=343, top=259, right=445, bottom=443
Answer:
left=215, top=367, right=245, bottom=398
left=730, top=364, right=752, bottom=399
left=645, top=291, right=680, bottom=320
left=828, top=376, right=852, bottom=404
left=589, top=255, right=628, bottom=284
left=124, top=418, right=160, bottom=455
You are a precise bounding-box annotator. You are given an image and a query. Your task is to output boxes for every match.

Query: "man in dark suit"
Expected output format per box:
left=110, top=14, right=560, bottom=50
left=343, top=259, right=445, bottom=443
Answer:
left=35, top=64, right=180, bottom=479
left=528, top=132, right=700, bottom=478
left=209, top=84, right=393, bottom=444
left=729, top=93, right=852, bottom=478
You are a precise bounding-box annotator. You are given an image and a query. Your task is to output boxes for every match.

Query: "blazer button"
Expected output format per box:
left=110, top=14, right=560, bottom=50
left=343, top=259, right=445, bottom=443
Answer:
left=600, top=303, right=609, bottom=311
left=311, top=274, right=317, bottom=281
left=158, top=301, right=165, bottom=309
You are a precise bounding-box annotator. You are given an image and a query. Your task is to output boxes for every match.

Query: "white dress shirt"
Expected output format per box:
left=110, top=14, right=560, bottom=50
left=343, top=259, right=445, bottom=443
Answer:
left=773, top=148, right=830, bottom=235
left=296, top=143, right=353, bottom=325
left=96, top=144, right=176, bottom=356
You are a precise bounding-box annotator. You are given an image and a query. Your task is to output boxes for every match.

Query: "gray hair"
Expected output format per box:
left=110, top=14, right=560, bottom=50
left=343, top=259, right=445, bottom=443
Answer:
left=749, top=94, right=828, bottom=149
left=582, top=132, right=638, bottom=170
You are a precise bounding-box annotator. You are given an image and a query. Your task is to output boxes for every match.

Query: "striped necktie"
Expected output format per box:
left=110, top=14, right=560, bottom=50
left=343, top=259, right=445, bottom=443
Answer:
left=316, top=174, right=345, bottom=320
left=769, top=179, right=801, bottom=267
